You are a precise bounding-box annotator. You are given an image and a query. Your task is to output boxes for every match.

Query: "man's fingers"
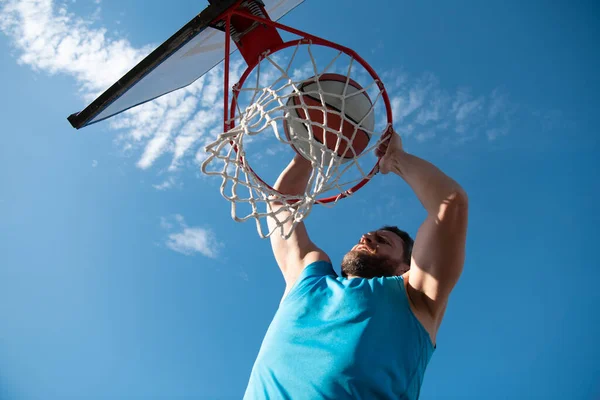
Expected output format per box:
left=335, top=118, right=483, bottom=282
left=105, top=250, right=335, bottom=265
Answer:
left=375, top=141, right=389, bottom=158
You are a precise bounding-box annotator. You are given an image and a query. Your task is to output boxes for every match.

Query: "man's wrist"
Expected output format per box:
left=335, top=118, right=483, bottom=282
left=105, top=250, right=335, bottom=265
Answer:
left=292, top=153, right=309, bottom=162
left=388, top=150, right=409, bottom=178
left=291, top=154, right=312, bottom=169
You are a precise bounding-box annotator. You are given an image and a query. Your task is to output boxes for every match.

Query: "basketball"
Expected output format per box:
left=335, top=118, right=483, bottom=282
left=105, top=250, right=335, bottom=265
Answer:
left=284, top=73, right=374, bottom=164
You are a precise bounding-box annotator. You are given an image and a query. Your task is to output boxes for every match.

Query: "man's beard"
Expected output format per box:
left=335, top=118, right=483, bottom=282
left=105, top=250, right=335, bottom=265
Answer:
left=341, top=250, right=403, bottom=279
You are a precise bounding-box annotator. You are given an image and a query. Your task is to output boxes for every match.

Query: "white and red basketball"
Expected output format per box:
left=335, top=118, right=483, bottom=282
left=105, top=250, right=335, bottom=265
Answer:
left=284, top=73, right=374, bottom=164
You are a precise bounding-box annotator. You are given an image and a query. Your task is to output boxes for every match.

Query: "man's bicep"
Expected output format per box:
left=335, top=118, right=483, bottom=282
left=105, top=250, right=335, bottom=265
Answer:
left=268, top=209, right=330, bottom=288
left=408, top=193, right=468, bottom=318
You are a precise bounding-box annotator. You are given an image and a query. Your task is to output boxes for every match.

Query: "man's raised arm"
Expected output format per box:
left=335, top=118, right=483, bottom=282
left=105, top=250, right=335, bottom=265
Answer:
left=379, top=132, right=469, bottom=323
left=267, top=154, right=330, bottom=292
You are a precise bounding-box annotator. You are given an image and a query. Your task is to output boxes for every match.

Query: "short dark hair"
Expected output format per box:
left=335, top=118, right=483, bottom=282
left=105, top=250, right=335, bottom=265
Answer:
left=380, top=226, right=413, bottom=265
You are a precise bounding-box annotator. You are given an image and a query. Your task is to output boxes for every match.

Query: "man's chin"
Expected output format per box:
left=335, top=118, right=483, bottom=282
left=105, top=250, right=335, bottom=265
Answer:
left=341, top=251, right=393, bottom=279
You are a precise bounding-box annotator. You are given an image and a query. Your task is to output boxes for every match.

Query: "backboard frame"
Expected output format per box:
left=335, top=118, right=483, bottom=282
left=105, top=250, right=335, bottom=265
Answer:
left=66, top=0, right=302, bottom=129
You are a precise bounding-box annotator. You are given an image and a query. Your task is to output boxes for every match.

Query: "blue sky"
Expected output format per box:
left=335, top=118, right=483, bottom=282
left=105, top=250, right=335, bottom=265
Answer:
left=1, top=0, right=599, bottom=399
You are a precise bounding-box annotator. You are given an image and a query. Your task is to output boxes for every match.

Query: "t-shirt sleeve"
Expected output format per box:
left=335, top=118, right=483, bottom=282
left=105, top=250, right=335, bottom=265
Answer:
left=283, top=260, right=337, bottom=301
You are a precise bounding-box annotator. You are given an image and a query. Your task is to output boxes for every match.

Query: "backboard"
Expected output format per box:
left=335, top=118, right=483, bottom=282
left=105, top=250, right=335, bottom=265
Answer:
left=67, top=0, right=304, bottom=129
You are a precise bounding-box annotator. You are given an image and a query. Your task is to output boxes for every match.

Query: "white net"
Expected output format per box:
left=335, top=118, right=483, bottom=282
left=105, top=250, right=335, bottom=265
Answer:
left=201, top=41, right=391, bottom=239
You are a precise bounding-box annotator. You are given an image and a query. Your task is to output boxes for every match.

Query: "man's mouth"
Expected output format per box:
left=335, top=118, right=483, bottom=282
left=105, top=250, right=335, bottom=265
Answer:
left=356, top=244, right=376, bottom=254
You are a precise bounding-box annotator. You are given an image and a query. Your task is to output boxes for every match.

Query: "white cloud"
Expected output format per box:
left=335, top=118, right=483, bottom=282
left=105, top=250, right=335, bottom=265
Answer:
left=291, top=61, right=317, bottom=82
left=91, top=159, right=98, bottom=167
left=415, top=92, right=448, bottom=125
left=415, top=131, right=435, bottom=142
left=385, top=69, right=513, bottom=144
left=89, top=6, right=101, bottom=22
left=161, top=214, right=222, bottom=258
left=159, top=216, right=173, bottom=230
left=488, top=88, right=507, bottom=119
left=136, top=93, right=200, bottom=170
left=0, top=0, right=154, bottom=97
left=153, top=176, right=179, bottom=191
left=485, top=88, right=513, bottom=141
left=0, top=0, right=225, bottom=177
left=170, top=109, right=220, bottom=171
left=486, top=127, right=508, bottom=141
left=391, top=88, right=425, bottom=122
left=452, top=90, right=484, bottom=122
left=390, top=73, right=437, bottom=123
left=381, top=69, right=408, bottom=90
left=396, top=123, right=415, bottom=136
left=200, top=66, right=225, bottom=108
left=167, top=228, right=220, bottom=257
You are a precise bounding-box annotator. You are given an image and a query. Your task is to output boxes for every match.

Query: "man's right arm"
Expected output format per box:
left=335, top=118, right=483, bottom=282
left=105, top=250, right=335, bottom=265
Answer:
left=267, top=155, right=330, bottom=293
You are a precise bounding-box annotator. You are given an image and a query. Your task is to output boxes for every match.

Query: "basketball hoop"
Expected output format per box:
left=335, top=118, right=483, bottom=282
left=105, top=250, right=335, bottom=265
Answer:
left=201, top=1, right=394, bottom=239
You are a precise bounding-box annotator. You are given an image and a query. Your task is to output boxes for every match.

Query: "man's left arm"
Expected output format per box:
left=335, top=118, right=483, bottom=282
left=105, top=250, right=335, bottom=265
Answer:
left=379, top=132, right=469, bottom=322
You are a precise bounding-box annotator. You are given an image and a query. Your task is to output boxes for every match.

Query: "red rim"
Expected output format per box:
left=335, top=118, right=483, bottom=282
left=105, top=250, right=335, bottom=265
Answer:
left=221, top=7, right=394, bottom=205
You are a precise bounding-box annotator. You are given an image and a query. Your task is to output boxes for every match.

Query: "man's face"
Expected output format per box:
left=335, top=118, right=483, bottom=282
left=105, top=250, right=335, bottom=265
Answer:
left=341, top=230, right=407, bottom=279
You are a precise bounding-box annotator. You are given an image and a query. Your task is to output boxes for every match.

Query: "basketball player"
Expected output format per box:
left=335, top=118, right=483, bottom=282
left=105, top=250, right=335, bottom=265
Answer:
left=244, top=130, right=469, bottom=399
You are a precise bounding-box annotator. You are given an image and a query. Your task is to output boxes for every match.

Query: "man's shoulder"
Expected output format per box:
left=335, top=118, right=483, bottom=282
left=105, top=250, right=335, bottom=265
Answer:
left=281, top=260, right=337, bottom=302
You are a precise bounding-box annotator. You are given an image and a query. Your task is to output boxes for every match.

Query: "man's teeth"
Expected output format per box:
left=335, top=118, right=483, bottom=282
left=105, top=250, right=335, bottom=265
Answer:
left=359, top=245, right=375, bottom=253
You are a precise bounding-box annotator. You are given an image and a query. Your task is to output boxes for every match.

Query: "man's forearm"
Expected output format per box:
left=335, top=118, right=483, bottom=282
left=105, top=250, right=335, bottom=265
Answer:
left=272, top=155, right=313, bottom=197
left=390, top=152, right=467, bottom=215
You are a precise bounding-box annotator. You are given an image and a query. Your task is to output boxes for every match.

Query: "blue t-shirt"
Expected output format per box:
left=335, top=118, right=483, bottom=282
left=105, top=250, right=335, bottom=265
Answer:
left=244, top=261, right=435, bottom=399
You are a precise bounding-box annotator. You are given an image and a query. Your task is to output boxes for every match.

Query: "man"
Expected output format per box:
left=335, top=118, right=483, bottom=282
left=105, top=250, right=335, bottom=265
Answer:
left=244, top=131, right=469, bottom=399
